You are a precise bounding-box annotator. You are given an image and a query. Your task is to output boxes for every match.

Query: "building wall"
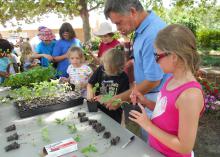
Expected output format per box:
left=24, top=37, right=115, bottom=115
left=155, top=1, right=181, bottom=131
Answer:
left=0, top=28, right=84, bottom=42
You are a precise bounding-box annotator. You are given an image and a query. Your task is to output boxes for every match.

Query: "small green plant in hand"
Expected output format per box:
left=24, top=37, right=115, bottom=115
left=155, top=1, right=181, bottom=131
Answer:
left=68, top=124, right=77, bottom=134
left=92, top=83, right=100, bottom=94
left=100, top=93, right=123, bottom=106
left=55, top=118, right=66, bottom=125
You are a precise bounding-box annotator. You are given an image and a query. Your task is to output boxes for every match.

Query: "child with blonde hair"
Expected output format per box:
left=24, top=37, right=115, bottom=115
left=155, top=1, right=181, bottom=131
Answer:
left=61, top=46, right=92, bottom=96
left=129, top=24, right=204, bottom=157
left=87, top=46, right=130, bottom=123
left=20, top=42, right=40, bottom=71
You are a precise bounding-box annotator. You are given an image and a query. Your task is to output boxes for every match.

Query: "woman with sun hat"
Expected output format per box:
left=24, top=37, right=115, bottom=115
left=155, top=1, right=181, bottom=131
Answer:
left=32, top=28, right=56, bottom=67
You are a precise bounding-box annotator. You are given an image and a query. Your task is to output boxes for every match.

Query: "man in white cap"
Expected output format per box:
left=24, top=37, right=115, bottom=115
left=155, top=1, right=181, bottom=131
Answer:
left=94, top=21, right=120, bottom=58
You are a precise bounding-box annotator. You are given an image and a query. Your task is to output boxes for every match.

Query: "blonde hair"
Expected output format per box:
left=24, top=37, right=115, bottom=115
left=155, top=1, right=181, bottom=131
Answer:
left=67, top=46, right=85, bottom=63
left=20, top=42, right=33, bottom=63
left=101, top=46, right=125, bottom=76
left=155, top=24, right=200, bottom=75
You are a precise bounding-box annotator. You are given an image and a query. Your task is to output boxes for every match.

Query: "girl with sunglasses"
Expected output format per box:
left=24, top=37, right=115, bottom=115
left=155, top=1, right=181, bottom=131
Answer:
left=129, top=24, right=204, bottom=157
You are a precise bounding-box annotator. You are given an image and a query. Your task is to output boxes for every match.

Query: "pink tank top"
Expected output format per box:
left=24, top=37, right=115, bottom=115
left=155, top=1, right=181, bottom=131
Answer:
left=149, top=77, right=204, bottom=157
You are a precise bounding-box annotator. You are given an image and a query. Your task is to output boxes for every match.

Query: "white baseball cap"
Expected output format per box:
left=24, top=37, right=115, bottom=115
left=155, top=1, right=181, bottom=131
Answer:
left=93, top=22, right=115, bottom=36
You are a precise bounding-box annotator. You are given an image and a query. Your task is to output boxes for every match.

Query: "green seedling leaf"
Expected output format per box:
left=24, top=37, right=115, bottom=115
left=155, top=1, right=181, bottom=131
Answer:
left=68, top=124, right=77, bottom=134
left=81, top=144, right=98, bottom=154
left=100, top=94, right=113, bottom=103
left=92, top=83, right=100, bottom=93
left=112, top=98, right=122, bottom=106
left=74, top=134, right=80, bottom=142
left=55, top=118, right=66, bottom=125
left=37, top=117, right=44, bottom=126
left=41, top=127, right=50, bottom=142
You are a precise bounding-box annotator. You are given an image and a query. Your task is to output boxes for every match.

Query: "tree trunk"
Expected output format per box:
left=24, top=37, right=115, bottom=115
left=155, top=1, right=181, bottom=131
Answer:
left=79, top=0, right=91, bottom=42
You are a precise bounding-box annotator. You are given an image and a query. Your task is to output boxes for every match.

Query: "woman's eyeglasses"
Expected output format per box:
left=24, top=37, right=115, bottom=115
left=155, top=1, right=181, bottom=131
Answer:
left=154, top=52, right=170, bottom=62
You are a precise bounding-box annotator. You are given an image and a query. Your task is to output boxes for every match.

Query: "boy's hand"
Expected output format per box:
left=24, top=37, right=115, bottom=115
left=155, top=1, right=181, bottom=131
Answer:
left=93, top=95, right=102, bottom=102
left=105, top=95, right=121, bottom=110
left=87, top=92, right=94, bottom=101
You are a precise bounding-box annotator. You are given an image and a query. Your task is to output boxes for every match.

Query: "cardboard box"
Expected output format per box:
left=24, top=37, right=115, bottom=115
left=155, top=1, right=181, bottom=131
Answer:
left=43, top=138, right=77, bottom=157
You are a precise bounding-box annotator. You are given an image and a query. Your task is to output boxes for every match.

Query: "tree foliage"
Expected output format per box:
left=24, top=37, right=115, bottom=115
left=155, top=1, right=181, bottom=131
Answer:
left=0, top=0, right=219, bottom=41
left=0, top=0, right=104, bottom=42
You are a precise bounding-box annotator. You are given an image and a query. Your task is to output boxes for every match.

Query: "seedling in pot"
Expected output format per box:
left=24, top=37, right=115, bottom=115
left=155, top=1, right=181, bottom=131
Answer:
left=87, top=100, right=99, bottom=112
left=7, top=133, right=19, bottom=142
left=5, top=124, right=16, bottom=132
left=5, top=142, right=20, bottom=152
left=87, top=83, right=100, bottom=112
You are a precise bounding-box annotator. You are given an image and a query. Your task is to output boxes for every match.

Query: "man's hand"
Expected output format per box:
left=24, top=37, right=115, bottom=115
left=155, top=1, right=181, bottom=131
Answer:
left=130, top=86, right=147, bottom=105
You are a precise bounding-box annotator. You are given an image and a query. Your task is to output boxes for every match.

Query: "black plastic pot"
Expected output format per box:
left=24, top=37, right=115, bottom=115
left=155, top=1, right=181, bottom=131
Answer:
left=123, top=103, right=142, bottom=121
left=87, top=100, right=99, bottom=112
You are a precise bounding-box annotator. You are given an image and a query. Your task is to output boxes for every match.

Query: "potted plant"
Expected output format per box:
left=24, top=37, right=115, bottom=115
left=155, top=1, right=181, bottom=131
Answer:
left=87, top=83, right=100, bottom=112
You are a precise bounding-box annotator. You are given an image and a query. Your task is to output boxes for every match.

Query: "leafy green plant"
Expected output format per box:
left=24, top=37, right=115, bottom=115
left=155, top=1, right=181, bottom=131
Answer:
left=11, top=80, right=70, bottom=102
left=81, top=144, right=98, bottom=156
left=100, top=93, right=123, bottom=106
left=68, top=124, right=77, bottom=134
left=74, top=134, right=80, bottom=142
left=55, top=118, right=66, bottom=125
left=3, top=66, right=56, bottom=88
left=41, top=127, right=50, bottom=142
left=197, top=29, right=220, bottom=50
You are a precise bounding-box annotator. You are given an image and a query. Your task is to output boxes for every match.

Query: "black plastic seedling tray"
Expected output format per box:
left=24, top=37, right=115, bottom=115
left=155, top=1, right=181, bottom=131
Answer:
left=14, top=96, right=84, bottom=118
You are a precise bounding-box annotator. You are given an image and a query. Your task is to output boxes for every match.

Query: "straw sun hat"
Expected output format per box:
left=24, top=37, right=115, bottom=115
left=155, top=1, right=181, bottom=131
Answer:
left=39, top=28, right=55, bottom=41
left=93, top=22, right=115, bottom=36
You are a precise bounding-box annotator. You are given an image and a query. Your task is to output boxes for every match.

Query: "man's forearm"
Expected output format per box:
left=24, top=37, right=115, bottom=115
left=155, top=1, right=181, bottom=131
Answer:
left=53, top=55, right=66, bottom=62
left=118, top=80, right=161, bottom=101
